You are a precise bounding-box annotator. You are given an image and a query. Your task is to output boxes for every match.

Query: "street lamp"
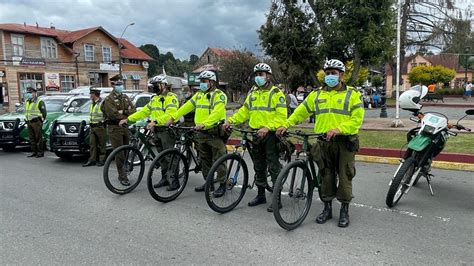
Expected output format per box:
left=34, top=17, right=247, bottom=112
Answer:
left=74, top=52, right=80, bottom=89
left=464, top=46, right=471, bottom=91
left=118, top=22, right=135, bottom=84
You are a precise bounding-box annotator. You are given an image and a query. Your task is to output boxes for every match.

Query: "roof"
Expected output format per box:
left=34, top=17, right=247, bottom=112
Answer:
left=207, top=47, right=233, bottom=57
left=118, top=38, right=152, bottom=61
left=192, top=64, right=219, bottom=73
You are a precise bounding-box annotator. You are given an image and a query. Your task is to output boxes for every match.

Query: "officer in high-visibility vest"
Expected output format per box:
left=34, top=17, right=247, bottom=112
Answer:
left=277, top=59, right=364, bottom=227
left=167, top=70, right=228, bottom=198
left=120, top=75, right=180, bottom=191
left=225, top=63, right=287, bottom=212
left=83, top=87, right=106, bottom=167
left=24, top=86, right=47, bottom=158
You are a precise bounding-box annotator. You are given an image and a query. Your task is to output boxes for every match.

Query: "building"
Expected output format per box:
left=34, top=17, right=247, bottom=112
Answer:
left=0, top=23, right=152, bottom=110
left=193, top=47, right=233, bottom=72
left=385, top=54, right=473, bottom=96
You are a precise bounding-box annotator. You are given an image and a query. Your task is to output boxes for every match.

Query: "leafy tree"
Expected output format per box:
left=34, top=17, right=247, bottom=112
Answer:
left=408, top=65, right=456, bottom=85
left=189, top=54, right=199, bottom=66
left=220, top=50, right=258, bottom=101
left=139, top=44, right=194, bottom=78
left=371, top=75, right=383, bottom=88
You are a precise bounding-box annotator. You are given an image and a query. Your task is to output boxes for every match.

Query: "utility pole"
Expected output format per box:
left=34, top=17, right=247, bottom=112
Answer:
left=118, top=22, right=135, bottom=88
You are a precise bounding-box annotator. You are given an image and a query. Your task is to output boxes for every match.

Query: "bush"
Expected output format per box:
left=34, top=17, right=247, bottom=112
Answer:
left=436, top=88, right=464, bottom=95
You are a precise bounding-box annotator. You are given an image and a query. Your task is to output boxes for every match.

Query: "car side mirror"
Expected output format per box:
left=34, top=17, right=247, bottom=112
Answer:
left=465, top=109, right=474, bottom=115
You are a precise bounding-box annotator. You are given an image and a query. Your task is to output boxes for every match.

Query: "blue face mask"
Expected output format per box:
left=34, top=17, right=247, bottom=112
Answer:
left=255, top=76, right=266, bottom=87
left=324, top=75, right=340, bottom=87
left=24, top=92, right=33, bottom=100
left=114, top=85, right=124, bottom=93
left=199, top=82, right=209, bottom=92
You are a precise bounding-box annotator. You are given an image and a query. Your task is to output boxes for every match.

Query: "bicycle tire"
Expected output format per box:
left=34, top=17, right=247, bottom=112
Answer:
left=103, top=145, right=145, bottom=195
left=205, top=153, right=249, bottom=213
left=272, top=160, right=313, bottom=231
left=386, top=157, right=416, bottom=208
left=147, top=148, right=189, bottom=203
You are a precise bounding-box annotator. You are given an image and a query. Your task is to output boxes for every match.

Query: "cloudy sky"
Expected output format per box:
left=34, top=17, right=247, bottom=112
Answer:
left=0, top=0, right=272, bottom=60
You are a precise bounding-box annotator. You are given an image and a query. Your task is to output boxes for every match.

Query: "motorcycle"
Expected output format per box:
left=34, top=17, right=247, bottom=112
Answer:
left=385, top=107, right=473, bottom=208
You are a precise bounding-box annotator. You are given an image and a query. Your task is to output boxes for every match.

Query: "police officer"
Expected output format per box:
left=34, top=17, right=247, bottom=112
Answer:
left=102, top=75, right=136, bottom=186
left=167, top=70, right=227, bottom=198
left=83, top=87, right=106, bottom=167
left=24, top=86, right=47, bottom=158
left=225, top=63, right=287, bottom=211
left=277, top=59, right=364, bottom=227
left=119, top=75, right=180, bottom=190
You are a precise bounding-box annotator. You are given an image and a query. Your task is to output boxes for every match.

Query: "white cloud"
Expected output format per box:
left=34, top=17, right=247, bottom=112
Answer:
left=0, top=0, right=271, bottom=59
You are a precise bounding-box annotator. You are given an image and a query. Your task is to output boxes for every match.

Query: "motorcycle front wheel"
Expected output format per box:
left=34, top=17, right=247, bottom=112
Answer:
left=386, top=157, right=416, bottom=208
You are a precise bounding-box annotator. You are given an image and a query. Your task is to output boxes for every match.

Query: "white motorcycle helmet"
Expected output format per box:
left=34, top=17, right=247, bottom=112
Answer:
left=399, top=85, right=428, bottom=111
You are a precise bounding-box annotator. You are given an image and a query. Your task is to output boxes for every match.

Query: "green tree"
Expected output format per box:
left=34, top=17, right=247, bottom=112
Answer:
left=371, top=75, right=383, bottom=88
left=220, top=50, right=258, bottom=101
left=408, top=65, right=456, bottom=85
left=189, top=54, right=199, bottom=66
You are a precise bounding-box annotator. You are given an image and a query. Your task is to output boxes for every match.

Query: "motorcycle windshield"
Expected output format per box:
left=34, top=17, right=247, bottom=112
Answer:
left=407, top=134, right=431, bottom=151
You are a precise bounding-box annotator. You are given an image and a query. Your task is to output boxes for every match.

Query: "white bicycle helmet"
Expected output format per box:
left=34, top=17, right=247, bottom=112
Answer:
left=399, top=85, right=428, bottom=111
left=151, top=74, right=168, bottom=84
left=198, top=70, right=217, bottom=81
left=323, top=59, right=346, bottom=72
left=254, top=63, right=272, bottom=74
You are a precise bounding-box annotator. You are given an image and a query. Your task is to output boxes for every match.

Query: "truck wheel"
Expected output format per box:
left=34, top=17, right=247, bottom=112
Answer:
left=1, top=144, right=16, bottom=152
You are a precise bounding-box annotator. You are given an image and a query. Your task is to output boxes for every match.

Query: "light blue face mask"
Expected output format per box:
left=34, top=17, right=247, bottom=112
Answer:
left=24, top=92, right=33, bottom=100
left=324, top=75, right=340, bottom=87
left=114, top=85, right=124, bottom=93
left=199, top=82, right=209, bottom=92
left=255, top=76, right=266, bottom=87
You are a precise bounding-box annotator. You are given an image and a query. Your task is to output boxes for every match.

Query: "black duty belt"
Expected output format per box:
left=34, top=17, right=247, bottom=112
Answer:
left=28, top=118, right=41, bottom=123
left=90, top=123, right=104, bottom=128
left=106, top=121, right=120, bottom=126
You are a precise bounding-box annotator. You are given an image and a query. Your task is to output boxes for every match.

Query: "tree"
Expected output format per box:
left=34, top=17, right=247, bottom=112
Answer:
left=139, top=44, right=195, bottom=78
left=307, top=0, right=395, bottom=85
left=408, top=65, right=456, bottom=86
left=258, top=0, right=320, bottom=89
left=220, top=50, right=258, bottom=102
left=189, top=54, right=199, bottom=66
left=371, top=75, right=383, bottom=88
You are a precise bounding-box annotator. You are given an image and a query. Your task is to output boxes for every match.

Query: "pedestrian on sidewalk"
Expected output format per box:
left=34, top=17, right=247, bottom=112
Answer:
left=465, top=81, right=472, bottom=100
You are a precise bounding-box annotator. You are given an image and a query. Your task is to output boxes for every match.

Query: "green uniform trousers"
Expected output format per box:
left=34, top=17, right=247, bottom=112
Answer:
left=249, top=133, right=281, bottom=187
left=27, top=120, right=43, bottom=155
left=89, top=126, right=106, bottom=163
left=313, top=140, right=357, bottom=203
left=107, top=125, right=130, bottom=181
left=194, top=130, right=226, bottom=182
left=154, top=128, right=176, bottom=176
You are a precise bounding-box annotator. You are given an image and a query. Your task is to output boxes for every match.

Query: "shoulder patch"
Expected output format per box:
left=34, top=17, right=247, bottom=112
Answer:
left=279, top=96, right=285, bottom=103
left=220, top=95, right=225, bottom=101
left=172, top=99, right=177, bottom=104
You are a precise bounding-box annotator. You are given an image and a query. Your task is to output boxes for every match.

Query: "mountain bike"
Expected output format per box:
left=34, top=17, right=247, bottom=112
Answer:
left=272, top=131, right=326, bottom=231
left=204, top=127, right=292, bottom=213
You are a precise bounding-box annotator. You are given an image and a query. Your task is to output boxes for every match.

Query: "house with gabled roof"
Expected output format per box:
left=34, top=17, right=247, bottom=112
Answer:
left=0, top=23, right=151, bottom=110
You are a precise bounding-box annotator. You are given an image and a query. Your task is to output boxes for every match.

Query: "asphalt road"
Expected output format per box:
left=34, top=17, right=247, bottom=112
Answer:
left=1, top=150, right=473, bottom=264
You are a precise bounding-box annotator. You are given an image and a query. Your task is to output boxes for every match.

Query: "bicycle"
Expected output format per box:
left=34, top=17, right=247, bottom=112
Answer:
left=103, top=124, right=158, bottom=195
left=271, top=131, right=326, bottom=231
left=204, top=127, right=292, bottom=214
left=146, top=124, right=201, bottom=203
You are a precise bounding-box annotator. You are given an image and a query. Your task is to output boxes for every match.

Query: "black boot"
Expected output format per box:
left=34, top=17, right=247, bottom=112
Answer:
left=194, top=183, right=206, bottom=192
left=153, top=178, right=169, bottom=188
left=212, top=184, right=226, bottom=198
left=315, top=201, right=332, bottom=224
left=27, top=153, right=38, bottom=158
left=338, top=203, right=350, bottom=228
left=248, top=186, right=267, bottom=207
left=167, top=179, right=180, bottom=191
left=82, top=161, right=96, bottom=167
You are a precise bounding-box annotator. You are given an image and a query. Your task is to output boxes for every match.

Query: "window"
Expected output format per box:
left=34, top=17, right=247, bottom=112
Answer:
left=41, top=38, right=58, bottom=59
left=60, top=75, right=75, bottom=92
left=11, top=34, right=24, bottom=56
left=19, top=73, right=44, bottom=99
left=102, top=46, right=111, bottom=63
left=132, top=80, right=140, bottom=90
left=125, top=59, right=139, bottom=65
left=84, top=44, right=95, bottom=61
left=419, top=62, right=427, bottom=66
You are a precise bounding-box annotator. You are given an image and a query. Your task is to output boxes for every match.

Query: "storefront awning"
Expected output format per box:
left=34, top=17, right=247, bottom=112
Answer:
left=131, top=74, right=141, bottom=80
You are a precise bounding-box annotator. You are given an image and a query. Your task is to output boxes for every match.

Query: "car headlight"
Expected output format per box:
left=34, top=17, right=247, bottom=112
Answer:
left=423, top=125, right=436, bottom=135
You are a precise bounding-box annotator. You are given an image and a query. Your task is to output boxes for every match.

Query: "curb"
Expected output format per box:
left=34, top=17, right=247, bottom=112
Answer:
left=356, top=155, right=474, bottom=172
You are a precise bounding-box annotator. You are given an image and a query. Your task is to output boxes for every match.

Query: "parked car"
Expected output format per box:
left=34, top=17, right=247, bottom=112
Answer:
left=48, top=92, right=152, bottom=158
left=0, top=94, right=89, bottom=151
left=69, top=86, right=113, bottom=95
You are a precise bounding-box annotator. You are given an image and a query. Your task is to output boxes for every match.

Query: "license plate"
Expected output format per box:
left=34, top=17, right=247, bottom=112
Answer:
left=1, top=134, right=13, bottom=139
left=62, top=140, right=77, bottom=145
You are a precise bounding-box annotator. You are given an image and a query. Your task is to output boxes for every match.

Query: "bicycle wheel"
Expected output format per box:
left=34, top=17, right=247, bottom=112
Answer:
left=147, top=149, right=189, bottom=203
left=272, top=160, right=313, bottom=231
left=103, top=145, right=145, bottom=194
left=386, top=157, right=416, bottom=208
left=205, top=153, right=249, bottom=213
